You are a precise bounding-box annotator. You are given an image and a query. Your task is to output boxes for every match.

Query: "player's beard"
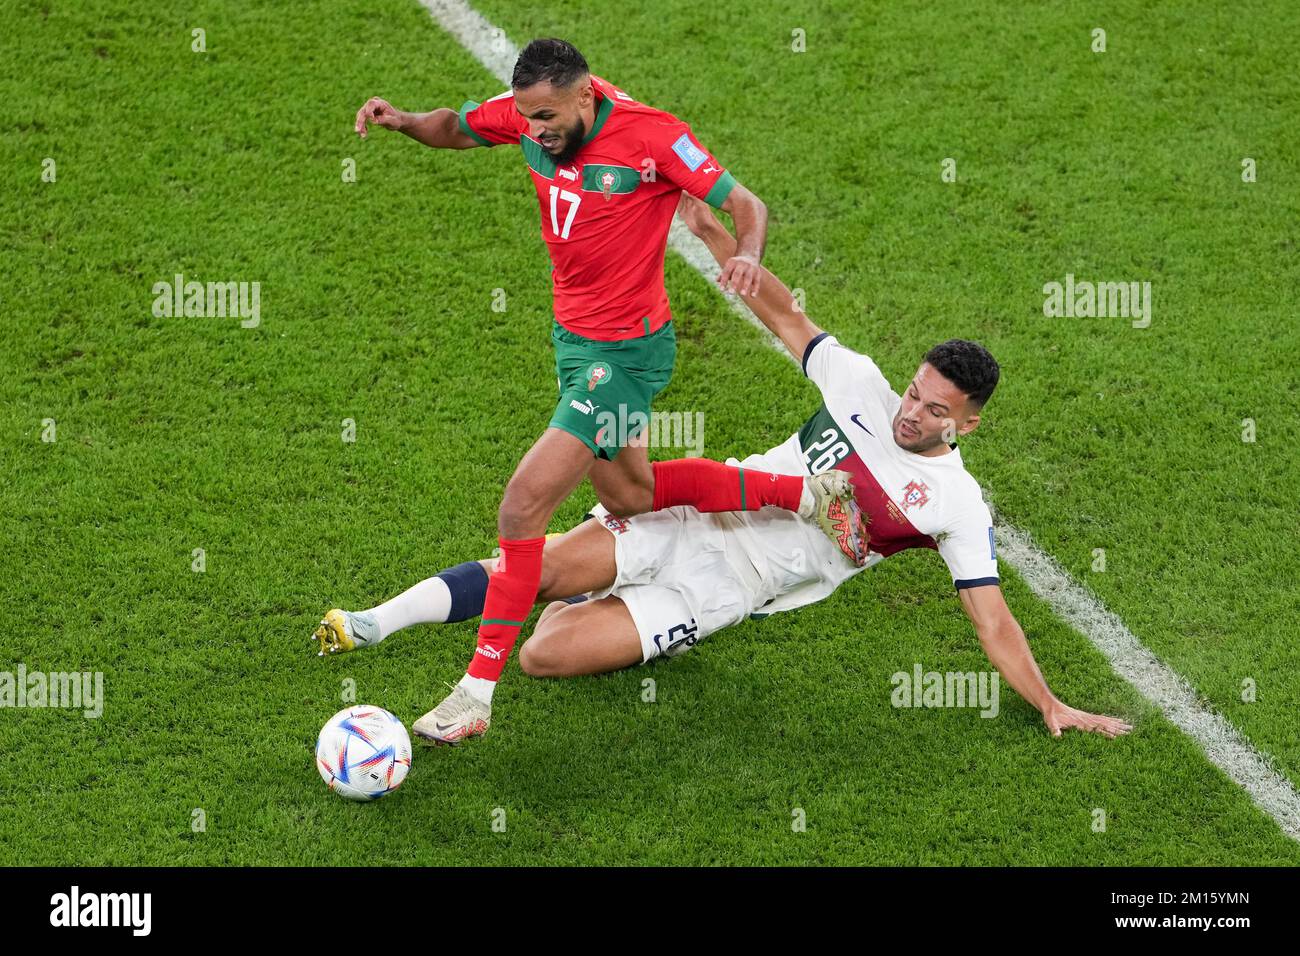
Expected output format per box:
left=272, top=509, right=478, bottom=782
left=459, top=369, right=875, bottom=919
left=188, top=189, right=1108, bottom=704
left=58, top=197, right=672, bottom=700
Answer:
left=547, top=117, right=588, bottom=164
left=892, top=413, right=939, bottom=453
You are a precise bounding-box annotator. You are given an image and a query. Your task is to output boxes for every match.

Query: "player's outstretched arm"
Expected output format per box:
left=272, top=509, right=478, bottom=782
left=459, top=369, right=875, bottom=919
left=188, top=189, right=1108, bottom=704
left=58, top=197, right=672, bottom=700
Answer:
left=958, top=585, right=1134, bottom=739
left=676, top=193, right=823, bottom=362
left=354, top=96, right=481, bottom=149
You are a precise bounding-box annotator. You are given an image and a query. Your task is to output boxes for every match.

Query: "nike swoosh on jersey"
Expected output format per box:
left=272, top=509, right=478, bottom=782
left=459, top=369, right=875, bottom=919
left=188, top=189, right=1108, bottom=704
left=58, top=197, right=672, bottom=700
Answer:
left=850, top=413, right=874, bottom=436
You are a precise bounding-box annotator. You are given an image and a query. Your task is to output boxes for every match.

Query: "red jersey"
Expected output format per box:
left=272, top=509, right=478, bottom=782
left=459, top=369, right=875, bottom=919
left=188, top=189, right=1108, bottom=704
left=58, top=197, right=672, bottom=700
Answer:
left=458, top=76, right=737, bottom=340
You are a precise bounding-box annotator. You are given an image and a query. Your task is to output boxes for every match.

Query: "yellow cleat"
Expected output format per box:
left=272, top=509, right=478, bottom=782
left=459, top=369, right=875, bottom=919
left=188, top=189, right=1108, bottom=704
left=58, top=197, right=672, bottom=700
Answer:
left=313, top=609, right=358, bottom=656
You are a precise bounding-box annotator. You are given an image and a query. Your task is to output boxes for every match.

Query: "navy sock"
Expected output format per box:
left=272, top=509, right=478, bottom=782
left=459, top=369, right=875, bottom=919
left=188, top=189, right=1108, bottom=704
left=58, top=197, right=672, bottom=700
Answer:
left=437, top=561, right=491, bottom=623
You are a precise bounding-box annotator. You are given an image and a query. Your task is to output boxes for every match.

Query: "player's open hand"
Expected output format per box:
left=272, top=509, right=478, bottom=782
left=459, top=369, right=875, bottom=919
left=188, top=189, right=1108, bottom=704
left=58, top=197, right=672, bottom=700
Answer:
left=719, top=254, right=761, bottom=298
left=1043, top=701, right=1133, bottom=739
left=355, top=97, right=406, bottom=138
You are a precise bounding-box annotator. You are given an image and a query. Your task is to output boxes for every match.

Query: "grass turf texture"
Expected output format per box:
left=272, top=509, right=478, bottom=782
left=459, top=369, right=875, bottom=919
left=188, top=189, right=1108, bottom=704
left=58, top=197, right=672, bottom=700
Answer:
left=2, top=0, right=1298, bottom=864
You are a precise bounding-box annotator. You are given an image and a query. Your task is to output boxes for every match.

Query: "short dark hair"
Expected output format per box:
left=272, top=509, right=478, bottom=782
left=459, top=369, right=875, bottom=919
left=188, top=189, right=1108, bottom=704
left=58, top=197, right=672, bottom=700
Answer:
left=923, top=339, right=1000, bottom=407
left=512, top=38, right=589, bottom=90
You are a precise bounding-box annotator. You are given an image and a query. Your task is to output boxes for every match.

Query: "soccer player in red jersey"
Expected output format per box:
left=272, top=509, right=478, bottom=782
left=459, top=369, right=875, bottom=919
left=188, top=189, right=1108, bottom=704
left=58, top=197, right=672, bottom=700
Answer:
left=345, top=39, right=864, bottom=742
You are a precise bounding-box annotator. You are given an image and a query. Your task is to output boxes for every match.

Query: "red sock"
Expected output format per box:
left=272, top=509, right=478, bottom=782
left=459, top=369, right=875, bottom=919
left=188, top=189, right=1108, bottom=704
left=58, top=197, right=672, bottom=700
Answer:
left=467, top=536, right=546, bottom=681
left=651, top=459, right=804, bottom=513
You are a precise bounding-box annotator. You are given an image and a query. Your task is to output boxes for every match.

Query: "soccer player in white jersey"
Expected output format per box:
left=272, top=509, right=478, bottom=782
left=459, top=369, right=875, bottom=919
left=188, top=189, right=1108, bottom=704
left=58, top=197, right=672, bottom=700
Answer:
left=314, top=194, right=1131, bottom=742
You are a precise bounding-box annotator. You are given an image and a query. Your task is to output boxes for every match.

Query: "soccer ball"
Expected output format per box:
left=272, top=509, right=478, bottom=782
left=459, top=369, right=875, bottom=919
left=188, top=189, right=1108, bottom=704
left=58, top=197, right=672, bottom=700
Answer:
left=315, top=705, right=412, bottom=801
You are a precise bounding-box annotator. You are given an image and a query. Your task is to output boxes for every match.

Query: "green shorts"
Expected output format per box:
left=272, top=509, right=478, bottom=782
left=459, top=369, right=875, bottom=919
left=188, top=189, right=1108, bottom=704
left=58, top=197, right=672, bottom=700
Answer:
left=548, top=320, right=677, bottom=460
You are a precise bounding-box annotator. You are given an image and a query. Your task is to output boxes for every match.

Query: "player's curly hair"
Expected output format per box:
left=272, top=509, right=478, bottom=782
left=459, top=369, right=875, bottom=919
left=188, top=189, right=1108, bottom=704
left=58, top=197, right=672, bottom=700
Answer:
left=924, top=339, right=1000, bottom=407
left=513, top=38, right=590, bottom=90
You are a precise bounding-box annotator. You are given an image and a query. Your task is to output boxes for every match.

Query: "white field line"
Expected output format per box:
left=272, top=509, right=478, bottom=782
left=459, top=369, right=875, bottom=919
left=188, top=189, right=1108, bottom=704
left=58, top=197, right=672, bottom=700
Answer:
left=416, top=0, right=1300, bottom=843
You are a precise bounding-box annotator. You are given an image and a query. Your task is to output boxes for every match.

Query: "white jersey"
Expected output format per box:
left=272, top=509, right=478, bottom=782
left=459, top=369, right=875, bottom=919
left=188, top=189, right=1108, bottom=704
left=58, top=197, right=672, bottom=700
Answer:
left=717, top=333, right=999, bottom=616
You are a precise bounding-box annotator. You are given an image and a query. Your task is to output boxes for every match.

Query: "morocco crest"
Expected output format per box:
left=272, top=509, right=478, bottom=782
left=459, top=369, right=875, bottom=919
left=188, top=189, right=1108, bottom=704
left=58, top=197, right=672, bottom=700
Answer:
left=586, top=362, right=612, bottom=391
left=599, top=168, right=619, bottom=200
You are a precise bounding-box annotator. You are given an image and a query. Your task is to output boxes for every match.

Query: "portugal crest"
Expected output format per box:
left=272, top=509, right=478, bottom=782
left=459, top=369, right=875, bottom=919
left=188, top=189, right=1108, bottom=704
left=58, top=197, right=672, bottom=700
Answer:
left=900, top=479, right=931, bottom=512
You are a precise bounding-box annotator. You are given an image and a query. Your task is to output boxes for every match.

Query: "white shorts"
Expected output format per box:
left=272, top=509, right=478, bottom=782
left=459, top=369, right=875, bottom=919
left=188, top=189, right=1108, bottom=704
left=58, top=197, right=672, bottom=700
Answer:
left=586, top=504, right=766, bottom=663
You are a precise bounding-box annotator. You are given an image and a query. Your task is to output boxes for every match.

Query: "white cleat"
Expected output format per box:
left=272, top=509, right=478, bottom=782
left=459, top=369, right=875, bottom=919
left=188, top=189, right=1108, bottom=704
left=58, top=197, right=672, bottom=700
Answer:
left=411, top=685, right=491, bottom=746
left=803, top=469, right=869, bottom=566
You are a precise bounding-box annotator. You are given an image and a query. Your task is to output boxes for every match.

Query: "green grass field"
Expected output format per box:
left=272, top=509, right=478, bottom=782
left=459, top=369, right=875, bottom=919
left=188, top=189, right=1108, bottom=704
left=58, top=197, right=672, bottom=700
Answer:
left=3, top=0, right=1298, bottom=865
